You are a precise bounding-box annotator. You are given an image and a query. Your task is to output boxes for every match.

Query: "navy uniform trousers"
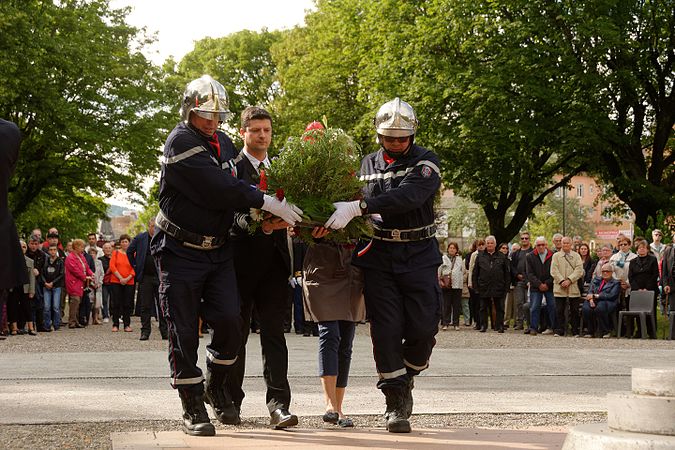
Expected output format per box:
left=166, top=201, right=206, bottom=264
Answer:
left=362, top=265, right=441, bottom=389
left=156, top=250, right=243, bottom=389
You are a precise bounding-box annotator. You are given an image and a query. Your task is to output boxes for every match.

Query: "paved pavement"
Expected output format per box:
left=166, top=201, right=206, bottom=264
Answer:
left=1, top=326, right=674, bottom=448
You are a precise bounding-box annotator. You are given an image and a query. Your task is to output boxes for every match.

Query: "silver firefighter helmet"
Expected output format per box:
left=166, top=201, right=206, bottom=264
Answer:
left=374, top=97, right=418, bottom=137
left=179, top=75, right=230, bottom=122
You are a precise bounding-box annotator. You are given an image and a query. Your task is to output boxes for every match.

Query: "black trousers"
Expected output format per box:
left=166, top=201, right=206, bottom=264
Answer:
left=555, top=297, right=581, bottom=336
left=139, top=276, right=166, bottom=337
left=441, top=288, right=462, bottom=326
left=226, top=252, right=291, bottom=413
left=111, top=284, right=134, bottom=328
left=156, top=251, right=242, bottom=388
left=469, top=287, right=481, bottom=328
left=363, top=266, right=440, bottom=390
left=480, top=296, right=504, bottom=331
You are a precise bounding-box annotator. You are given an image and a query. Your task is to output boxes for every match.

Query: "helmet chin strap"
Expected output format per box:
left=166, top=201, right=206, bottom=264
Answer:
left=382, top=146, right=410, bottom=160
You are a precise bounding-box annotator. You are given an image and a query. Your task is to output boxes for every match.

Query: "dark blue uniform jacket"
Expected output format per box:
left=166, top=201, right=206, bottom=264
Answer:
left=352, top=144, right=442, bottom=273
left=151, top=122, right=264, bottom=262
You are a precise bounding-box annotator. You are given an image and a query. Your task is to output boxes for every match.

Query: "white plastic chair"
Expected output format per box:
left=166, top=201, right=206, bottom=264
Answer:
left=618, top=290, right=656, bottom=339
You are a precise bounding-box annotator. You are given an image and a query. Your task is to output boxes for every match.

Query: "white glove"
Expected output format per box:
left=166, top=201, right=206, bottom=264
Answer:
left=262, top=194, right=303, bottom=226
left=289, top=276, right=302, bottom=288
left=324, top=200, right=362, bottom=230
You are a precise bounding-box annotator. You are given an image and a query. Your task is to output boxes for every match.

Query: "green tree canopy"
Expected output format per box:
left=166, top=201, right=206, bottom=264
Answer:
left=546, top=0, right=675, bottom=231
left=0, top=0, right=174, bottom=235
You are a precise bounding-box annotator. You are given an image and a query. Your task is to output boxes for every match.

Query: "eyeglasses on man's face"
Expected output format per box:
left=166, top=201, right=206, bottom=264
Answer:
left=619, top=242, right=630, bottom=247
left=381, top=136, right=410, bottom=144
left=521, top=237, right=529, bottom=240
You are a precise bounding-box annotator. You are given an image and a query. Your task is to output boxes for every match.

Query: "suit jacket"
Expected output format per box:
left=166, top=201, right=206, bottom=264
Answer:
left=128, top=231, right=152, bottom=283
left=0, top=119, right=28, bottom=289
left=231, top=153, right=291, bottom=275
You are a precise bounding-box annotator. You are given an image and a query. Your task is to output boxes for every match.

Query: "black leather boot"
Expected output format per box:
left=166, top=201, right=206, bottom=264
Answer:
left=402, top=376, right=414, bottom=419
left=178, top=386, right=215, bottom=436
left=204, top=370, right=241, bottom=425
left=382, top=386, right=411, bottom=433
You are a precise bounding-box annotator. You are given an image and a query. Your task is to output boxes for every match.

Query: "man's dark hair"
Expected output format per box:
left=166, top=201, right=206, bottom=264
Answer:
left=87, top=233, right=97, bottom=239
left=118, top=234, right=131, bottom=243
left=240, top=106, right=272, bottom=129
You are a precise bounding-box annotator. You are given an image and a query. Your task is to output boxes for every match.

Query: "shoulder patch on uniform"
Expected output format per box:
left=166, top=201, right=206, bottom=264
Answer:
left=421, top=165, right=433, bottom=178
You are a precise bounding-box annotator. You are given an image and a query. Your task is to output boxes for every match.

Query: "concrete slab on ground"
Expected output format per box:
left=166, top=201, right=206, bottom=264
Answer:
left=111, top=427, right=567, bottom=450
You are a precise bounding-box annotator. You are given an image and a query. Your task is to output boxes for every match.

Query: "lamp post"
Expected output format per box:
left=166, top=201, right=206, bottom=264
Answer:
left=562, top=184, right=567, bottom=236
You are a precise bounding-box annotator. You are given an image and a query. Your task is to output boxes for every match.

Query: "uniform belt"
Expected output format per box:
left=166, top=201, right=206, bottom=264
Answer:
left=372, top=224, right=436, bottom=242
left=155, top=210, right=227, bottom=250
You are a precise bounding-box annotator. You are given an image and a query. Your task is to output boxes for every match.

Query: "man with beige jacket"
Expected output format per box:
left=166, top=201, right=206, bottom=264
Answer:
left=550, top=237, right=584, bottom=337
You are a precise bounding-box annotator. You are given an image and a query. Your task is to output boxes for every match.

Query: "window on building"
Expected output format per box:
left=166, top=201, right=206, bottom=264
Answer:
left=555, top=186, right=563, bottom=198
left=576, top=184, right=584, bottom=198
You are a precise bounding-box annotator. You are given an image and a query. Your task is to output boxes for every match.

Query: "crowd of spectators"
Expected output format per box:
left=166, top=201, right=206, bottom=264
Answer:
left=439, top=229, right=675, bottom=339
left=0, top=227, right=148, bottom=338
left=3, top=225, right=674, bottom=341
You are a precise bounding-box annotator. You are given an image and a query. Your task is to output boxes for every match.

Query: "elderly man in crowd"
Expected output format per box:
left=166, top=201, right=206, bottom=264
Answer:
left=510, top=232, right=533, bottom=330
left=550, top=237, right=584, bottom=337
left=525, top=236, right=556, bottom=335
left=472, top=236, right=510, bottom=333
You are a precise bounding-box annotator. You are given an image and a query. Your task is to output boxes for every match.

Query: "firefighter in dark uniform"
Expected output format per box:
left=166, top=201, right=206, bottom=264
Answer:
left=325, top=98, right=442, bottom=433
left=151, top=75, right=302, bottom=437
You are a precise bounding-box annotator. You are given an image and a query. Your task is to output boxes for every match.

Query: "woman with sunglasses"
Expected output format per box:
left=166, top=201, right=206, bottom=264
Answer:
left=583, top=263, right=621, bottom=338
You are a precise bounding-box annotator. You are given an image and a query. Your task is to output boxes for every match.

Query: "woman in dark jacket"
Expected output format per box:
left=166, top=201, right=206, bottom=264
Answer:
left=583, top=263, right=621, bottom=338
left=628, top=240, right=660, bottom=338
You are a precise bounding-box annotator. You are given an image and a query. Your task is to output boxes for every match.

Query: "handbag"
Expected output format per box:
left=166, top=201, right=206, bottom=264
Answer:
left=439, top=275, right=451, bottom=289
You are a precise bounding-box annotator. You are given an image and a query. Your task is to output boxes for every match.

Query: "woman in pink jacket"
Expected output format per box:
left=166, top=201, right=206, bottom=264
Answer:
left=65, top=239, right=93, bottom=329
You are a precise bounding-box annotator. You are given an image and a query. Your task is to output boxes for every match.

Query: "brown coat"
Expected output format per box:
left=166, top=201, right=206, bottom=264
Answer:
left=302, top=242, right=365, bottom=323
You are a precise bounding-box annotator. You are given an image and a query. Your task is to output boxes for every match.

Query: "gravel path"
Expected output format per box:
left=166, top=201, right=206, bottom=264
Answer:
left=2, top=316, right=674, bottom=354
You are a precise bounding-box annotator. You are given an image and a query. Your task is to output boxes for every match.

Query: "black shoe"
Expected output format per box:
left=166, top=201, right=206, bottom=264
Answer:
left=479, top=327, right=487, bottom=333
left=204, top=370, right=240, bottom=425
left=27, top=330, right=37, bottom=336
left=270, top=408, right=298, bottom=429
left=178, top=387, right=215, bottom=436
left=524, top=328, right=531, bottom=334
left=497, top=329, right=504, bottom=334
left=139, top=334, right=149, bottom=341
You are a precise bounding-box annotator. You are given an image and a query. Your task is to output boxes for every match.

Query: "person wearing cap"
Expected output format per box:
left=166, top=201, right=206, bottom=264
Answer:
left=583, top=263, right=621, bottom=338
left=151, top=75, right=302, bottom=437
left=42, top=229, right=64, bottom=252
left=324, top=98, right=442, bottom=433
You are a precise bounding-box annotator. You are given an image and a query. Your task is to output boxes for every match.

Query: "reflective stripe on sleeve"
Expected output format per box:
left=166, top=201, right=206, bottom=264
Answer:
left=172, top=375, right=204, bottom=386
left=206, top=351, right=238, bottom=366
left=359, top=160, right=440, bottom=181
left=377, top=367, right=407, bottom=380
left=160, top=146, right=205, bottom=165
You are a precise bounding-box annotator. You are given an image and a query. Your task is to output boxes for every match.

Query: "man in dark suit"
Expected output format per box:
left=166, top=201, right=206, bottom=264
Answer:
left=128, top=218, right=166, bottom=340
left=0, top=119, right=29, bottom=338
left=226, top=106, right=297, bottom=429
